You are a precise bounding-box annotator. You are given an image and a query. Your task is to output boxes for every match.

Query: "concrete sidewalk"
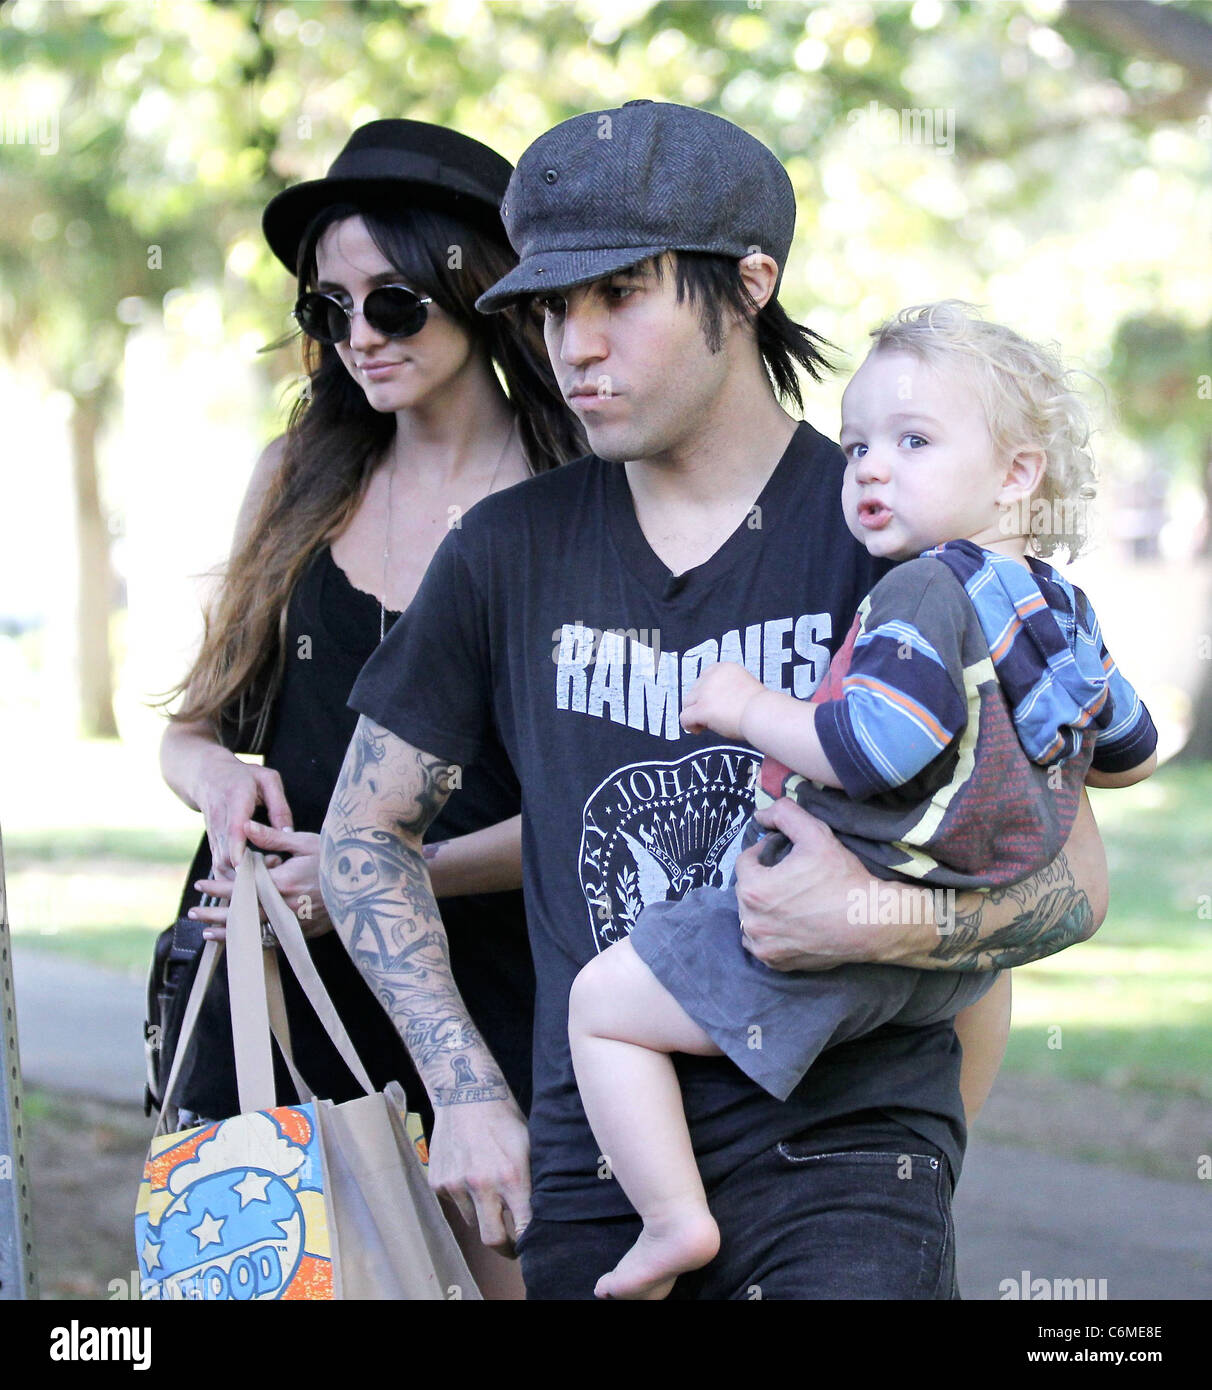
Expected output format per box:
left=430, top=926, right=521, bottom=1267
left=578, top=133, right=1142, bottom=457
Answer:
left=954, top=1142, right=1211, bottom=1299
left=13, top=942, right=149, bottom=1107
left=10, top=940, right=1212, bottom=1300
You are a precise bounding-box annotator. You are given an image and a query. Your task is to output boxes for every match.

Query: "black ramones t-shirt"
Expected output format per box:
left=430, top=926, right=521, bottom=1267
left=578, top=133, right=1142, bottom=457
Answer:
left=350, top=421, right=968, bottom=1221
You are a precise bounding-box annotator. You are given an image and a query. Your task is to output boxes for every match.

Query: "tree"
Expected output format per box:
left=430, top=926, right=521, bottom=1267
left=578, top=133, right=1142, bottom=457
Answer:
left=1063, top=0, right=1212, bottom=758
left=0, top=0, right=286, bottom=735
left=2, top=0, right=1210, bottom=746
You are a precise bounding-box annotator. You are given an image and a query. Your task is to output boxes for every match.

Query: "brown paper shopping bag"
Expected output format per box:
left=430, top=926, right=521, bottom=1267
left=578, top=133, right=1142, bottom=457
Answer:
left=136, top=850, right=481, bottom=1300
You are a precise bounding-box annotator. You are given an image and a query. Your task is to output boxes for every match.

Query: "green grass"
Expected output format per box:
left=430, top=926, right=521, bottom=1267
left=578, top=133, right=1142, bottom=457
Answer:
left=13, top=923, right=165, bottom=975
left=4, top=827, right=200, bottom=863
left=4, top=764, right=1211, bottom=1098
left=5, top=844, right=196, bottom=978
left=1003, top=762, right=1212, bottom=1099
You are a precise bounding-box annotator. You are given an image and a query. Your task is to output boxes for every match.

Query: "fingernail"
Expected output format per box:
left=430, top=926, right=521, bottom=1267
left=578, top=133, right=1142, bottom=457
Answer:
left=188, top=909, right=199, bottom=919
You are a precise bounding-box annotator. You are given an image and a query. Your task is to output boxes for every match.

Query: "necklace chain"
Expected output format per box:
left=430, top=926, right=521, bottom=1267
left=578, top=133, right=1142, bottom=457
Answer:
left=380, top=464, right=393, bottom=644
left=379, top=416, right=518, bottom=643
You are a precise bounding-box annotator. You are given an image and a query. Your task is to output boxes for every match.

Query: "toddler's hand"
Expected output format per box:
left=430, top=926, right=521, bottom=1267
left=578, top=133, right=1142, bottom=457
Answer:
left=680, top=662, right=764, bottom=739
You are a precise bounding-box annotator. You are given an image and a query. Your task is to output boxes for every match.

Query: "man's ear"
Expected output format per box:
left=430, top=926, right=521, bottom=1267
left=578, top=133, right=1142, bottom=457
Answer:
left=737, top=251, right=779, bottom=314
left=998, top=448, right=1047, bottom=507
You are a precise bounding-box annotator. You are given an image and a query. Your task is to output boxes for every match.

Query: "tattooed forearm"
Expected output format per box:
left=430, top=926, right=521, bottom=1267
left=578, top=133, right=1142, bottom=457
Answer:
left=338, top=715, right=459, bottom=838
left=435, top=1058, right=508, bottom=1106
left=926, top=850, right=1096, bottom=971
left=320, top=717, right=511, bottom=1108
left=401, top=1011, right=486, bottom=1066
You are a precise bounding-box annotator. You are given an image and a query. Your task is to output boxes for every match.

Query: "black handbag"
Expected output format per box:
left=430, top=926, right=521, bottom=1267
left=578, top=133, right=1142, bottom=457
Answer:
left=142, top=832, right=213, bottom=1115
left=142, top=916, right=208, bottom=1115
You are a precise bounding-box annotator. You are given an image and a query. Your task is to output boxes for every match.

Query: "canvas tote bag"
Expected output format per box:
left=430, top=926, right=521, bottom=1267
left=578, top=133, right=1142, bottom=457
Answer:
left=135, top=850, right=481, bottom=1300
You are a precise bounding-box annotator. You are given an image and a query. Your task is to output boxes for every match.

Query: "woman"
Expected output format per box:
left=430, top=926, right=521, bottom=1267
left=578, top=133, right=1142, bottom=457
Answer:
left=155, top=120, right=584, bottom=1296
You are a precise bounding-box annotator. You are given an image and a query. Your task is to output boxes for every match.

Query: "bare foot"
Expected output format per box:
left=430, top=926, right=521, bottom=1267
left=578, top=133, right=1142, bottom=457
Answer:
left=594, top=1206, right=720, bottom=1300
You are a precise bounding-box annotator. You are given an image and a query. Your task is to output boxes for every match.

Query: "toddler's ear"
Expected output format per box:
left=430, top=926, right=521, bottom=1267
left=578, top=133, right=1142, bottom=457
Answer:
left=999, top=448, right=1047, bottom=504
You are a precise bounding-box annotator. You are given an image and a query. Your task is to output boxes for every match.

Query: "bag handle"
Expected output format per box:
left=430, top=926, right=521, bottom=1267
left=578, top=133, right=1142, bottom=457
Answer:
left=225, top=849, right=278, bottom=1113
left=155, top=856, right=281, bottom=1133
left=263, top=950, right=315, bottom=1103
left=251, top=854, right=377, bottom=1097
left=155, top=850, right=378, bottom=1134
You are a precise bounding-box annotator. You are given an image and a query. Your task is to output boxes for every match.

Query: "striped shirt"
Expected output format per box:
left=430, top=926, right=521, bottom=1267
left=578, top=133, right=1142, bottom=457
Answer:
left=814, top=539, right=1154, bottom=798
left=759, top=540, right=1156, bottom=887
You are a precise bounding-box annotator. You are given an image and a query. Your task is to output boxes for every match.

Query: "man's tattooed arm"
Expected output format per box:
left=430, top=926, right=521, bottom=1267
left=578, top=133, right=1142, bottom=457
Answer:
left=320, top=716, right=511, bottom=1107
left=925, top=848, right=1097, bottom=971
left=869, top=792, right=1109, bottom=973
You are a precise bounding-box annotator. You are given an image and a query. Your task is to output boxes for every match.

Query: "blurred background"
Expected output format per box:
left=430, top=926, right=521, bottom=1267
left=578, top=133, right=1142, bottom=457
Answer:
left=0, top=0, right=1209, bottom=1300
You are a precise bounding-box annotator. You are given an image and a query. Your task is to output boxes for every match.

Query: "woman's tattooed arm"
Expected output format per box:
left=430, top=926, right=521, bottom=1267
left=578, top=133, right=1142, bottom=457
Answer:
left=320, top=716, right=510, bottom=1107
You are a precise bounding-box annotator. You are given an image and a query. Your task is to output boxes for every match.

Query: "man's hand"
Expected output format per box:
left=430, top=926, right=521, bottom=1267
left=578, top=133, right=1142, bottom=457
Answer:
left=736, top=792, right=1105, bottom=974
left=734, top=797, right=892, bottom=971
left=427, top=1098, right=532, bottom=1257
left=681, top=661, right=765, bottom=739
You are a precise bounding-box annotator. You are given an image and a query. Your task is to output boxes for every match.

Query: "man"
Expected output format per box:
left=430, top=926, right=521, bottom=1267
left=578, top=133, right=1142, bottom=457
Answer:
left=320, top=101, right=1107, bottom=1299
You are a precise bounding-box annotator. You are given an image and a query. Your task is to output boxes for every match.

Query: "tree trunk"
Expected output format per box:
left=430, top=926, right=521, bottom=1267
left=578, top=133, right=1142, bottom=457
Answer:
left=1065, top=0, right=1212, bottom=87
left=69, top=391, right=119, bottom=738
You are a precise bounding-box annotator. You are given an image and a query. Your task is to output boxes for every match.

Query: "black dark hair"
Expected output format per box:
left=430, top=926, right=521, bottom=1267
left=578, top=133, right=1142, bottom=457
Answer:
left=171, top=199, right=585, bottom=743
left=649, top=252, right=837, bottom=411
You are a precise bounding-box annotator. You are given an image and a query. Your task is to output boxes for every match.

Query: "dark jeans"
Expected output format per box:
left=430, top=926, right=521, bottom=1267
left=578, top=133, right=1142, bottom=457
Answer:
left=518, top=1115, right=959, bottom=1300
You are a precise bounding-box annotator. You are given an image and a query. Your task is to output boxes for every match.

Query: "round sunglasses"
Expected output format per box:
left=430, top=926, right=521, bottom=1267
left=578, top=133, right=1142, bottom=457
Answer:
left=292, top=285, right=434, bottom=345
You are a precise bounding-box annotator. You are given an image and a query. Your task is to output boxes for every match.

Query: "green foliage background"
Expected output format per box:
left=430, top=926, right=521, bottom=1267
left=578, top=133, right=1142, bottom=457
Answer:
left=3, top=0, right=1210, bottom=459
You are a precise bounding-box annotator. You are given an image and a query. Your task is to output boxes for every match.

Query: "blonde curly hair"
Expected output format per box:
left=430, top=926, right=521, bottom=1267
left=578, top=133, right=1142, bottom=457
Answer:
left=866, top=300, right=1099, bottom=560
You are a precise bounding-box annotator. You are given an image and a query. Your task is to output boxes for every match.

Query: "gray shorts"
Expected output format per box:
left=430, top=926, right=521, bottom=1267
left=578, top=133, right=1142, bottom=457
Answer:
left=628, top=882, right=996, bottom=1101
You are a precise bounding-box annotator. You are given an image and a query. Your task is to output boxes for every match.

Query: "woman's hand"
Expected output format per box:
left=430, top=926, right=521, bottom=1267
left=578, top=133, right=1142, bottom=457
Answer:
left=190, top=823, right=334, bottom=942
left=193, top=749, right=294, bottom=878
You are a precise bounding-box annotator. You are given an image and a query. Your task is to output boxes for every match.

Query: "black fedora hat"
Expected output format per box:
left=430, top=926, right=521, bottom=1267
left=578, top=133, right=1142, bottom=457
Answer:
left=262, top=119, right=514, bottom=274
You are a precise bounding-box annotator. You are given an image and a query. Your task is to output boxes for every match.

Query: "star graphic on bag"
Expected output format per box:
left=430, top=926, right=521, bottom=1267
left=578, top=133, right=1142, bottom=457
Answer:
left=140, top=1236, right=163, bottom=1272
left=189, top=1210, right=226, bottom=1252
left=233, top=1170, right=273, bottom=1207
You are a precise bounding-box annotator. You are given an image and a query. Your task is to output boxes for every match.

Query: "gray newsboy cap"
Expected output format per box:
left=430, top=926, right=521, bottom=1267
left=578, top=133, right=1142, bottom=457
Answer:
left=476, top=100, right=795, bottom=313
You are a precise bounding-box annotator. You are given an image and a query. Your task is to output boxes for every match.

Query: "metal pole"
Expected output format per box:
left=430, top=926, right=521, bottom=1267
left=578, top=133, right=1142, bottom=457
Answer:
left=0, top=825, right=38, bottom=1298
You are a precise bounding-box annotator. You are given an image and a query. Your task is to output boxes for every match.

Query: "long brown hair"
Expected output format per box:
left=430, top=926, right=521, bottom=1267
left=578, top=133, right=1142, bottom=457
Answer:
left=166, top=199, right=585, bottom=745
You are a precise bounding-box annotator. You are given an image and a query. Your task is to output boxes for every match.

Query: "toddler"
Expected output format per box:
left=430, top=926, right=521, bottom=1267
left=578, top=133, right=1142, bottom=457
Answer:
left=567, top=301, right=1158, bottom=1300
